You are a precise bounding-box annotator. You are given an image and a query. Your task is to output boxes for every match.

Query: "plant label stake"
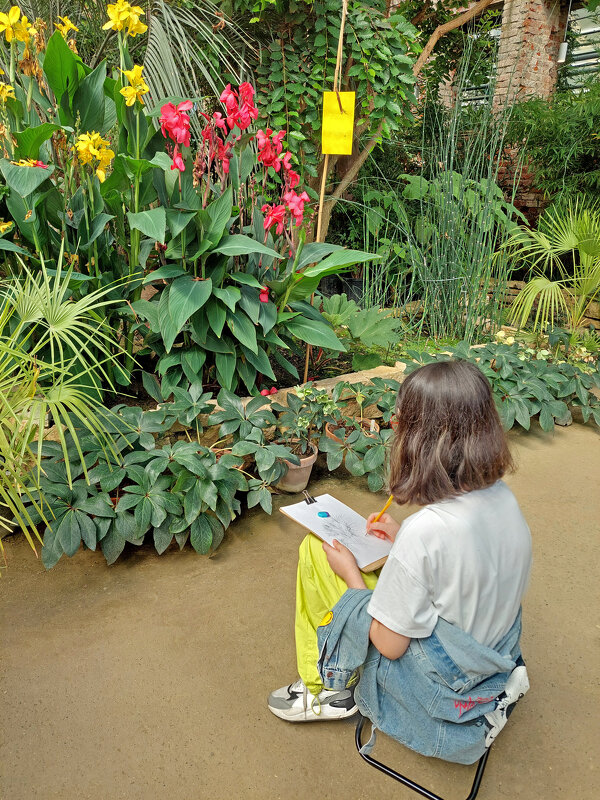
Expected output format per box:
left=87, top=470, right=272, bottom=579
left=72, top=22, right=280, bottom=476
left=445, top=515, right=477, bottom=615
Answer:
left=321, top=91, right=355, bottom=155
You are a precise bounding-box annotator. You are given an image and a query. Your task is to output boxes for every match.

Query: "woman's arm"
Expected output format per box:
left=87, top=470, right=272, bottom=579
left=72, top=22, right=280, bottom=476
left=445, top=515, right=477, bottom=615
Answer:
left=368, top=619, right=411, bottom=660
left=323, top=540, right=411, bottom=660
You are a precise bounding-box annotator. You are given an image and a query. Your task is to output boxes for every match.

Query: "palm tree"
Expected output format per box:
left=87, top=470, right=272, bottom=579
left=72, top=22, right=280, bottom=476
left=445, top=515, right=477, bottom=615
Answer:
left=503, top=202, right=600, bottom=332
left=0, top=254, right=126, bottom=561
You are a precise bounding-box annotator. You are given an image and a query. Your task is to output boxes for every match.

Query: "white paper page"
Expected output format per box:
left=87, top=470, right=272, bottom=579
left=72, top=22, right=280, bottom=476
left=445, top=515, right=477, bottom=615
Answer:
left=280, top=493, right=392, bottom=570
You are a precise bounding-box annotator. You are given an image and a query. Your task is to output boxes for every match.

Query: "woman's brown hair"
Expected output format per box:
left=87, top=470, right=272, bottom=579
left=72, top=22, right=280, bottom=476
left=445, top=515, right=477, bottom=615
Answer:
left=389, top=360, right=514, bottom=506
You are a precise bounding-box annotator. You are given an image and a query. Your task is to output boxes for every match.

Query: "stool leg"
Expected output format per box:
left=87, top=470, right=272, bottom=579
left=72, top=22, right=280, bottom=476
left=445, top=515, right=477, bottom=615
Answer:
left=355, top=715, right=492, bottom=800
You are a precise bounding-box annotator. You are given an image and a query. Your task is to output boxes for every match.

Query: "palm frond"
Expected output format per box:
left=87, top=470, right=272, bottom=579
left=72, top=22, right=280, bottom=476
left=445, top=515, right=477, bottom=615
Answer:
left=143, top=0, right=258, bottom=139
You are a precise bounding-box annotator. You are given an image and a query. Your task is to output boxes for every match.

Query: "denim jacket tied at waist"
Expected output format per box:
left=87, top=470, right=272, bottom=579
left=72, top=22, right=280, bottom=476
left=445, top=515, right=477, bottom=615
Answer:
left=317, top=588, right=523, bottom=764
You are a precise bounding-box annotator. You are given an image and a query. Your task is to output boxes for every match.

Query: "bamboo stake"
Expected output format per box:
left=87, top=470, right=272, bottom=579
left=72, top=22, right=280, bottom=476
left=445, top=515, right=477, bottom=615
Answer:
left=303, top=0, right=348, bottom=384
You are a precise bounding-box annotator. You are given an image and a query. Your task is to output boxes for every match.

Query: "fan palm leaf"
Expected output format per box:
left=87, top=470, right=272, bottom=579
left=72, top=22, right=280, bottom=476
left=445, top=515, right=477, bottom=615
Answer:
left=143, top=0, right=258, bottom=139
left=503, top=202, right=600, bottom=331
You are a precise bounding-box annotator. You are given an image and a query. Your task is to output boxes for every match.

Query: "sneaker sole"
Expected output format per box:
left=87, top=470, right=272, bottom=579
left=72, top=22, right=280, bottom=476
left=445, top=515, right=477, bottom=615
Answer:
left=267, top=703, right=359, bottom=722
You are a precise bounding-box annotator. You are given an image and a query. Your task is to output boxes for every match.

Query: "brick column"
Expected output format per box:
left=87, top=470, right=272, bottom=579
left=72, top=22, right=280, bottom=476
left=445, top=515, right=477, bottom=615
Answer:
left=494, top=0, right=569, bottom=105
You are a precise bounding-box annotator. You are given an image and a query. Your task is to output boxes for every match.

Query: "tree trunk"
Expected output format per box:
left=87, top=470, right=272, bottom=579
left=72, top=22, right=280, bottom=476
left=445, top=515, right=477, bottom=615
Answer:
left=412, top=0, right=496, bottom=78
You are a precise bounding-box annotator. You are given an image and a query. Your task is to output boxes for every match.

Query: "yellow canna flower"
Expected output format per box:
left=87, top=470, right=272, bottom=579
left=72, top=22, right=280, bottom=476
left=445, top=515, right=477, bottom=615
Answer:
left=119, top=64, right=149, bottom=106
left=0, top=83, right=16, bottom=103
left=0, top=6, right=22, bottom=42
left=75, top=131, right=114, bottom=182
left=0, top=6, right=35, bottom=44
left=55, top=16, right=78, bottom=38
left=0, top=220, right=13, bottom=234
left=125, top=8, right=147, bottom=38
left=103, top=2, right=147, bottom=38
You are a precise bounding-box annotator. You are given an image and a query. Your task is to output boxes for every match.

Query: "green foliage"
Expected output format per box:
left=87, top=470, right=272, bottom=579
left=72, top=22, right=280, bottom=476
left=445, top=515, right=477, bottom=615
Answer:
left=0, top=255, right=127, bottom=560
left=252, top=0, right=419, bottom=183
left=402, top=341, right=600, bottom=432
left=273, top=382, right=341, bottom=454
left=503, top=202, right=600, bottom=332
left=508, top=81, right=600, bottom=203
left=321, top=293, right=405, bottom=369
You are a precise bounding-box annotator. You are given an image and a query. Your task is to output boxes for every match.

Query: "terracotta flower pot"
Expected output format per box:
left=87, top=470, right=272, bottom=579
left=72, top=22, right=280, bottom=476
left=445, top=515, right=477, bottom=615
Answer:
left=275, top=442, right=318, bottom=493
left=324, top=418, right=380, bottom=444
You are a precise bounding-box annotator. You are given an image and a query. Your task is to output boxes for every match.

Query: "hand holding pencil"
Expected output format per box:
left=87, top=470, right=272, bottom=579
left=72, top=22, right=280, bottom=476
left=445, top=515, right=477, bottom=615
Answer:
left=366, top=495, right=400, bottom=543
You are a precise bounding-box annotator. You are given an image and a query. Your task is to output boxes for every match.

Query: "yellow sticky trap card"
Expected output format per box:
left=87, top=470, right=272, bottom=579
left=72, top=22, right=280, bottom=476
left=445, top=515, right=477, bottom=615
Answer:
left=321, top=91, right=355, bottom=155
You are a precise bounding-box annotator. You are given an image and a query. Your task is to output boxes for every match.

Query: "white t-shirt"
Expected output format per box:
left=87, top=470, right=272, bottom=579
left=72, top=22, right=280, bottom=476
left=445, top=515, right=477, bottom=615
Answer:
left=367, top=481, right=532, bottom=649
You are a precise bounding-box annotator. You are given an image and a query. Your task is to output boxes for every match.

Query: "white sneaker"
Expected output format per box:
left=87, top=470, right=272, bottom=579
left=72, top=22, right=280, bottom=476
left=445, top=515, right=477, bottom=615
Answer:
left=268, top=678, right=358, bottom=722
left=484, top=665, right=530, bottom=747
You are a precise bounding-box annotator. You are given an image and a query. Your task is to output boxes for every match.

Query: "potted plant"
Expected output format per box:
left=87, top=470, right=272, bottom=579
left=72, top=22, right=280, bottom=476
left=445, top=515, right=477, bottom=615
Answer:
left=272, top=384, right=340, bottom=492
left=324, top=381, right=382, bottom=443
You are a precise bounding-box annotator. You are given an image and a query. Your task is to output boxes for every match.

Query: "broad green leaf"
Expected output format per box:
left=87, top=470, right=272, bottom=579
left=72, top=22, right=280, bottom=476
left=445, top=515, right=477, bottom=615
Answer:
left=206, top=298, right=227, bottom=337
left=213, top=286, right=241, bottom=311
left=43, top=31, right=80, bottom=107
left=168, top=276, right=213, bottom=334
left=158, top=288, right=180, bottom=353
left=13, top=123, right=62, bottom=160
left=42, top=527, right=64, bottom=569
left=302, top=249, right=380, bottom=278
left=149, top=152, right=174, bottom=170
left=213, top=234, right=281, bottom=259
left=81, top=213, right=114, bottom=249
left=215, top=351, right=236, bottom=390
left=0, top=237, right=29, bottom=255
left=127, top=207, right=167, bottom=243
left=230, top=273, right=264, bottom=289
left=184, top=481, right=204, bottom=523
left=153, top=524, right=173, bottom=555
left=100, top=528, right=127, bottom=565
left=73, top=61, right=107, bottom=133
left=295, top=242, right=344, bottom=270
left=227, top=310, right=257, bottom=354
left=56, top=511, right=81, bottom=557
left=0, top=159, right=54, bottom=196
left=190, top=515, right=213, bottom=554
left=286, top=316, right=344, bottom=351
left=166, top=208, right=195, bottom=237
left=79, top=514, right=98, bottom=550
left=142, top=264, right=186, bottom=284
left=352, top=352, right=382, bottom=371
left=204, top=187, right=232, bottom=242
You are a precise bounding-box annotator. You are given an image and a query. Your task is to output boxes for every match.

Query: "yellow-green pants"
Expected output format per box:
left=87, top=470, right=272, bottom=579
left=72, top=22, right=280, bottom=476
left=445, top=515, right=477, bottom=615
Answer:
left=295, top=534, right=379, bottom=695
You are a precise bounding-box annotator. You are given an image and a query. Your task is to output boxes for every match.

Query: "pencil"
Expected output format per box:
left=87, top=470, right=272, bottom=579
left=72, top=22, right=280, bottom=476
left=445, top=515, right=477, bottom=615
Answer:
left=373, top=494, right=393, bottom=522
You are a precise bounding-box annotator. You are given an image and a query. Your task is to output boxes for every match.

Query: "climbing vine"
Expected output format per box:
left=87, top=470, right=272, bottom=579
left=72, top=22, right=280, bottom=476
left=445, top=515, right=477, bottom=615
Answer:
left=249, top=0, right=419, bottom=204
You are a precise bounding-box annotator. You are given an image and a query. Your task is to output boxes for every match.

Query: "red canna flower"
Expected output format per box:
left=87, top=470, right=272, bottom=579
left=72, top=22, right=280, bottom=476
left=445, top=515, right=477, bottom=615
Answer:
left=259, top=286, right=269, bottom=303
left=262, top=203, right=286, bottom=235
left=160, top=101, right=193, bottom=147
left=260, top=388, right=270, bottom=396
left=171, top=147, right=185, bottom=172
left=269, top=386, right=277, bottom=394
left=216, top=137, right=233, bottom=174
left=284, top=189, right=310, bottom=227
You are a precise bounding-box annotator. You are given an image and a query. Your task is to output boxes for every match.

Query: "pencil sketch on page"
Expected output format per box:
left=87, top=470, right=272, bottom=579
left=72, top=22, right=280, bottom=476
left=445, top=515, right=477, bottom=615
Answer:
left=279, top=494, right=392, bottom=570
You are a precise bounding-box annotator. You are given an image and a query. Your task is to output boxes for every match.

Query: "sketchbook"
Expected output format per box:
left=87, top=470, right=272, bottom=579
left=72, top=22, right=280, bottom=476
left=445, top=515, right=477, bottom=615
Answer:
left=279, top=494, right=392, bottom=572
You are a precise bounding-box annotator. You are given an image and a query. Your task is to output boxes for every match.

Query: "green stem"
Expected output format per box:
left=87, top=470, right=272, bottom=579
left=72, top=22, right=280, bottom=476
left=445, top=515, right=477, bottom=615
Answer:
left=9, top=41, right=15, bottom=85
left=85, top=174, right=101, bottom=282
left=125, top=112, right=142, bottom=373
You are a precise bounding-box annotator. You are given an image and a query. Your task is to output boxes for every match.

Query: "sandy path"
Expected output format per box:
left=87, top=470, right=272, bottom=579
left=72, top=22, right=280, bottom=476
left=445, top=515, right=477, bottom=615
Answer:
left=1, top=421, right=599, bottom=800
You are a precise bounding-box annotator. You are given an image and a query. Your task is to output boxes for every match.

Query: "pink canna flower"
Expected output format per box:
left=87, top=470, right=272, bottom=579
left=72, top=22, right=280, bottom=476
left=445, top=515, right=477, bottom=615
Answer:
left=259, top=285, right=269, bottom=303
left=216, top=137, right=233, bottom=174
left=171, top=147, right=185, bottom=172
left=262, top=203, right=286, bottom=235
left=260, top=388, right=270, bottom=396
left=287, top=169, right=300, bottom=189
left=269, top=386, right=278, bottom=395
left=284, top=189, right=310, bottom=226
left=160, top=101, right=192, bottom=147
left=213, top=111, right=227, bottom=130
